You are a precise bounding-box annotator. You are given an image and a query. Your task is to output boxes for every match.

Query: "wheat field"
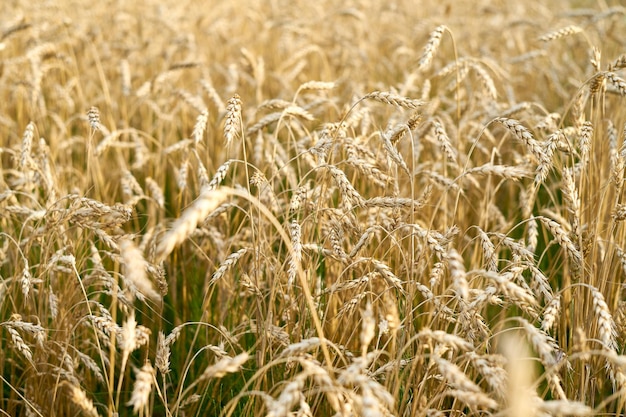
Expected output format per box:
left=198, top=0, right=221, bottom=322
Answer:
left=1, top=0, right=626, bottom=416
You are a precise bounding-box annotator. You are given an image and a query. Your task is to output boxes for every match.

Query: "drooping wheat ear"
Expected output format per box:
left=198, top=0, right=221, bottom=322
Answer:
left=535, top=130, right=562, bottom=184
left=432, top=119, right=457, bottom=164
left=434, top=355, right=490, bottom=401
left=418, top=25, right=448, bottom=71
left=327, top=165, right=365, bottom=207
left=199, top=352, right=249, bottom=381
left=541, top=295, right=561, bottom=332
left=211, top=248, right=248, bottom=285
left=464, top=164, right=531, bottom=182
left=606, top=72, right=626, bottom=96
left=4, top=323, right=33, bottom=362
left=127, top=362, right=155, bottom=414
left=119, top=238, right=161, bottom=302
left=519, top=318, right=558, bottom=367
left=224, top=94, right=242, bottom=146
left=538, top=25, right=583, bottom=42
left=495, top=117, right=544, bottom=163
left=381, top=128, right=410, bottom=175
left=590, top=286, right=617, bottom=351
left=363, top=91, right=425, bottom=109
left=418, top=328, right=474, bottom=351
left=467, top=60, right=498, bottom=99
left=192, top=109, right=209, bottom=145
left=200, top=78, right=226, bottom=114
left=287, top=220, right=302, bottom=287
left=296, top=80, right=335, bottom=94
left=70, top=385, right=99, bottom=417
left=155, top=188, right=228, bottom=262
left=537, top=216, right=582, bottom=268
left=278, top=337, right=322, bottom=358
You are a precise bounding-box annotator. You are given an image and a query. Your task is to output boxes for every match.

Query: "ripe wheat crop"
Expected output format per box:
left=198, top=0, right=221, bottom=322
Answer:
left=1, top=0, right=626, bottom=416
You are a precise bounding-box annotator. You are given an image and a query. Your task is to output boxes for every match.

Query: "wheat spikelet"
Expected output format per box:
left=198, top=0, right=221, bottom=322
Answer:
left=538, top=25, right=583, bottom=42
left=418, top=25, right=447, bottom=71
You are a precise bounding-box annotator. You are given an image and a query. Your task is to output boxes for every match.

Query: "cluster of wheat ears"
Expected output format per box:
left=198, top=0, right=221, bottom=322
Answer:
left=2, top=1, right=626, bottom=416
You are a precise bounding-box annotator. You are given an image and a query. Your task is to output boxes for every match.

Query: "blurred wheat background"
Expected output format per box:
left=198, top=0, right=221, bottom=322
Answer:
left=1, top=0, right=626, bottom=416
